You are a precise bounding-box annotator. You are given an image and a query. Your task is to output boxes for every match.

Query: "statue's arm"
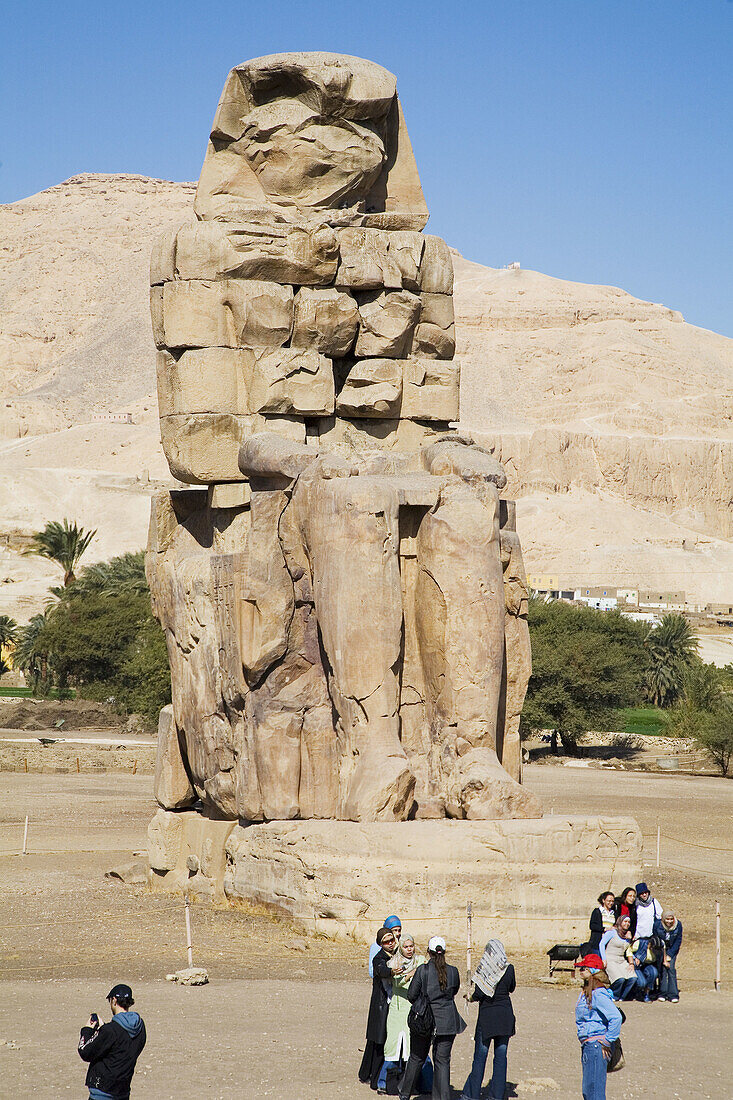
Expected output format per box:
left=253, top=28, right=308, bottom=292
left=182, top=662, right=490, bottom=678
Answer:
left=239, top=432, right=358, bottom=482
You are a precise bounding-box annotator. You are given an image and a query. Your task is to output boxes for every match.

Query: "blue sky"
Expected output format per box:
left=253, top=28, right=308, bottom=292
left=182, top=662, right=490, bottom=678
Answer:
left=2, top=0, right=731, bottom=335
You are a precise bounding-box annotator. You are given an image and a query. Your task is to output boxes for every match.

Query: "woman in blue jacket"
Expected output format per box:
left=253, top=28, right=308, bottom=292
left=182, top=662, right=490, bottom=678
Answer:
left=574, top=953, right=623, bottom=1100
left=654, top=909, right=683, bottom=1002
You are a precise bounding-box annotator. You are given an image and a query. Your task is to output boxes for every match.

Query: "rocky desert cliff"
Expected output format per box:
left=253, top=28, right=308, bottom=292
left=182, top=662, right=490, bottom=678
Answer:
left=2, top=173, right=733, bottom=618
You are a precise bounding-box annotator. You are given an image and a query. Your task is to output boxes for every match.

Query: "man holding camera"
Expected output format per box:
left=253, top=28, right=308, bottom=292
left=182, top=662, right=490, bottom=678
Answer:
left=78, top=983, right=146, bottom=1099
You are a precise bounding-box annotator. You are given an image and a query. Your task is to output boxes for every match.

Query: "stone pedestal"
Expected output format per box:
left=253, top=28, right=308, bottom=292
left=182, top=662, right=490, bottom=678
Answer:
left=148, top=811, right=641, bottom=950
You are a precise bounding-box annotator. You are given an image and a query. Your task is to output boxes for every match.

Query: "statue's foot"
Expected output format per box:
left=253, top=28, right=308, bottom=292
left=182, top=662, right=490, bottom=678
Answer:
left=451, top=747, right=542, bottom=820
left=343, top=750, right=415, bottom=822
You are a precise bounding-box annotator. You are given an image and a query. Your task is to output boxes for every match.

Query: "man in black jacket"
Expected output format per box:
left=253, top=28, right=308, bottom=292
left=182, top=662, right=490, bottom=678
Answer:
left=78, top=983, right=146, bottom=1099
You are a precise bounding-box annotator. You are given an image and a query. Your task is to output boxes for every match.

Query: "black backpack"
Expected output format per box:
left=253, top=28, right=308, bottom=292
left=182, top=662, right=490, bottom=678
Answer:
left=407, top=965, right=435, bottom=1037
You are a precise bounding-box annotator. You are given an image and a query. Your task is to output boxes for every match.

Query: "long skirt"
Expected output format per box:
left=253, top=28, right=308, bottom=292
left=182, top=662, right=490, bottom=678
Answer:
left=358, top=1039, right=385, bottom=1089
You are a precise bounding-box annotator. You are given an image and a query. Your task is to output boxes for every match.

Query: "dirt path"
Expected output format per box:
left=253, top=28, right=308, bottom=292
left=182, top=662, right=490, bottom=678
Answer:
left=0, top=765, right=731, bottom=1096
left=0, top=979, right=730, bottom=1099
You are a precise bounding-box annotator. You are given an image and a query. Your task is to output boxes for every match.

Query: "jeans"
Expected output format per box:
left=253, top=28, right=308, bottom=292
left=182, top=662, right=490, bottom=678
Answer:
left=610, top=976, right=638, bottom=1002
left=380, top=1054, right=433, bottom=1091
left=378, top=1059, right=399, bottom=1090
left=636, top=963, right=657, bottom=995
left=580, top=1040, right=608, bottom=1100
left=659, top=957, right=679, bottom=999
left=462, top=1032, right=510, bottom=1099
left=400, top=1032, right=454, bottom=1100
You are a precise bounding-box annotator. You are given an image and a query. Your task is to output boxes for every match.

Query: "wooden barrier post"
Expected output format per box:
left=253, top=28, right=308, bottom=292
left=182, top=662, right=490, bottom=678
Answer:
left=715, top=901, right=721, bottom=992
left=185, top=895, right=194, bottom=968
left=22, top=815, right=29, bottom=856
left=466, top=900, right=473, bottom=984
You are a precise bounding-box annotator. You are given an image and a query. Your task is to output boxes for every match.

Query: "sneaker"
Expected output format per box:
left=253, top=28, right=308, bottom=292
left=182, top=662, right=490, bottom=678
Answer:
left=657, top=996, right=666, bottom=1001
left=670, top=996, right=679, bottom=1002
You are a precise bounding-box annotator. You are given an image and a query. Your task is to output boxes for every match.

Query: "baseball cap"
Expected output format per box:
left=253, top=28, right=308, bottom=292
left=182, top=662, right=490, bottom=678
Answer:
left=574, top=954, right=604, bottom=973
left=107, top=983, right=134, bottom=1003
left=428, top=936, right=446, bottom=953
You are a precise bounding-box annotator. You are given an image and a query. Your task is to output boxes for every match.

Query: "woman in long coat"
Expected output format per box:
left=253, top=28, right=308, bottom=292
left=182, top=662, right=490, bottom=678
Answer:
left=461, top=940, right=516, bottom=1100
left=359, top=926, right=399, bottom=1089
left=399, top=936, right=465, bottom=1100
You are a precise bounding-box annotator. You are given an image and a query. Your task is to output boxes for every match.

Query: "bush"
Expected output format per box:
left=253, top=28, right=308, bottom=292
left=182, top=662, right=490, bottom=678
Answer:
left=23, top=554, right=170, bottom=726
left=522, top=600, right=649, bottom=753
left=667, top=665, right=733, bottom=776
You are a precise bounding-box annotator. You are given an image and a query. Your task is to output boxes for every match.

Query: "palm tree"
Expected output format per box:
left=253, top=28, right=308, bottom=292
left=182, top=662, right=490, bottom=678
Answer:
left=0, top=615, right=18, bottom=650
left=645, top=613, right=699, bottom=707
left=72, top=551, right=147, bottom=598
left=26, top=519, right=97, bottom=586
left=13, top=612, right=52, bottom=691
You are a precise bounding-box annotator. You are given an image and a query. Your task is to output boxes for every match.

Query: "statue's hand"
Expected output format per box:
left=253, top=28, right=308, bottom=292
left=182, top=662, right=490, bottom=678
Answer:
left=309, top=453, right=359, bottom=480
left=421, top=437, right=507, bottom=489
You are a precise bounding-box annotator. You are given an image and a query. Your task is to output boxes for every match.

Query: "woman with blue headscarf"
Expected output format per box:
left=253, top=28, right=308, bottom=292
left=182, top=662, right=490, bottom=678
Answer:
left=460, top=939, right=516, bottom=1100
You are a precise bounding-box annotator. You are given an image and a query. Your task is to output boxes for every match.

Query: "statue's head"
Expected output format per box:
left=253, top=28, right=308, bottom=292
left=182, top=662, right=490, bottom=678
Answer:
left=195, top=52, right=428, bottom=227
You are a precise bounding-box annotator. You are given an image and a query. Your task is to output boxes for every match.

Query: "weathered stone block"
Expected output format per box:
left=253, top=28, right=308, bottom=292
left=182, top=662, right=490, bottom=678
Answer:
left=412, top=291, right=456, bottom=358
left=248, top=348, right=335, bottom=416
left=175, top=221, right=339, bottom=285
left=223, top=816, right=642, bottom=948
left=418, top=235, right=454, bottom=294
left=154, top=704, right=196, bottom=810
left=162, top=279, right=293, bottom=349
left=150, top=229, right=178, bottom=285
left=149, top=286, right=165, bottom=350
left=292, top=288, right=359, bottom=357
left=335, top=227, right=401, bottom=289
left=148, top=808, right=185, bottom=871
left=355, top=289, right=421, bottom=358
left=157, top=347, right=333, bottom=419
left=156, top=349, right=242, bottom=418
left=402, top=360, right=460, bottom=421
left=160, top=412, right=305, bottom=483
left=208, top=482, right=252, bottom=510
left=336, top=359, right=402, bottom=418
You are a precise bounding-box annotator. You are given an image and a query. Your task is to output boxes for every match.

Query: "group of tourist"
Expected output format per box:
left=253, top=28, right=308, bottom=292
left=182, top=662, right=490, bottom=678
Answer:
left=359, top=916, right=514, bottom=1100
left=585, top=881, right=683, bottom=1003
left=359, top=888, right=683, bottom=1099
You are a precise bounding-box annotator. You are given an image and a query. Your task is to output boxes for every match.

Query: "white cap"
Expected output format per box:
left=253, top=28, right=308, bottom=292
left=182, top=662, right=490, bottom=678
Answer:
left=428, top=936, right=446, bottom=953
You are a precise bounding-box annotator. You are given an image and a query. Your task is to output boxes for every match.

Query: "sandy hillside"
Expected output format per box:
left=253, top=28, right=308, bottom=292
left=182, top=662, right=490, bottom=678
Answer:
left=1, top=173, right=733, bottom=618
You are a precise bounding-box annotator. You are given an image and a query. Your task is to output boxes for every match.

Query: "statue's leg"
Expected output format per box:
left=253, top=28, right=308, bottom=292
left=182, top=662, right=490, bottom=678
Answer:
left=415, top=478, right=541, bottom=819
left=296, top=475, right=415, bottom=821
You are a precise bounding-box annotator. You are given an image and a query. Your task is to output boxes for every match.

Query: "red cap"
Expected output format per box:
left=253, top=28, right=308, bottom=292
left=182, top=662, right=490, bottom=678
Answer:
left=574, top=953, right=604, bottom=972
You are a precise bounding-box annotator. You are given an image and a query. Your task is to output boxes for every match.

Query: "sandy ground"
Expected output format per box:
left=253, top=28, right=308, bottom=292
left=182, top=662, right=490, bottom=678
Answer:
left=0, top=765, right=731, bottom=1096
left=0, top=979, right=730, bottom=1100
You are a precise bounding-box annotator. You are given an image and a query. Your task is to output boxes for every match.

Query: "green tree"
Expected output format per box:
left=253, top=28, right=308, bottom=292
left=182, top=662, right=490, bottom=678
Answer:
left=0, top=615, right=18, bottom=649
left=644, top=613, right=700, bottom=707
left=667, top=664, right=733, bottom=776
left=13, top=612, right=53, bottom=692
left=31, top=558, right=170, bottom=723
left=69, top=550, right=147, bottom=598
left=521, top=599, right=648, bottom=753
left=27, top=518, right=97, bottom=587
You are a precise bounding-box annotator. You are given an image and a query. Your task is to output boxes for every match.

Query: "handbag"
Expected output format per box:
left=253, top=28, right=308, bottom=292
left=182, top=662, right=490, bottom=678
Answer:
left=407, top=967, right=435, bottom=1037
left=608, top=1039, right=625, bottom=1072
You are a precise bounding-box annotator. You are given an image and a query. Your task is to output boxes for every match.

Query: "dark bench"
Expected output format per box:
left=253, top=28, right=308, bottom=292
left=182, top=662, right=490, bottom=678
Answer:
left=547, top=943, right=582, bottom=976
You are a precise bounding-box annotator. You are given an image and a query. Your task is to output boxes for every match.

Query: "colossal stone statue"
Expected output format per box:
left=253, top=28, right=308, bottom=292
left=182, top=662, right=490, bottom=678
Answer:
left=147, top=52, right=541, bottom=823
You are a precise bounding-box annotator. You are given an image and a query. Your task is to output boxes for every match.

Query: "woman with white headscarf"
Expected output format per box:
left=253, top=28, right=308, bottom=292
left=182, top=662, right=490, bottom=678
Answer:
left=377, top=932, right=432, bottom=1094
left=460, top=940, right=516, bottom=1100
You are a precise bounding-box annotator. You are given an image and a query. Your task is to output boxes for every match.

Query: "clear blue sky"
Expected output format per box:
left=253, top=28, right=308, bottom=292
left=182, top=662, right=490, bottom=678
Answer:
left=2, top=0, right=731, bottom=335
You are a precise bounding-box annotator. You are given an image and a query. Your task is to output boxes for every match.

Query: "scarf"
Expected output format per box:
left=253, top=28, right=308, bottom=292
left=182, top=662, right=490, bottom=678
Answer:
left=390, top=932, right=423, bottom=990
left=474, top=938, right=509, bottom=997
